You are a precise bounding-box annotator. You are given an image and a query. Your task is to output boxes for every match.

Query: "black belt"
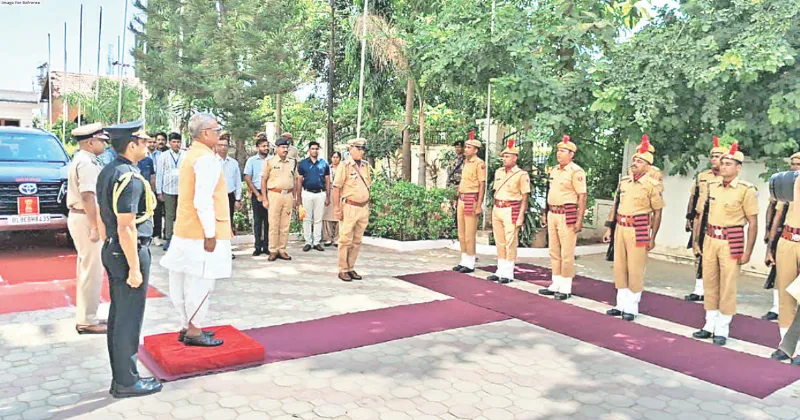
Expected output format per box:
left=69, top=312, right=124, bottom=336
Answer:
left=304, top=188, right=324, bottom=193
left=107, top=236, right=152, bottom=247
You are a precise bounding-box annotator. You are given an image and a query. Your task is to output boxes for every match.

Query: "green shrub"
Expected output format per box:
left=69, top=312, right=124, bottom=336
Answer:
left=367, top=177, right=457, bottom=241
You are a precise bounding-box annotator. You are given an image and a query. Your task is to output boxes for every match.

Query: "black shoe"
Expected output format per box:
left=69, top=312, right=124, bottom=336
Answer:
left=762, top=311, right=779, bottom=321
left=457, top=267, right=475, bottom=274
left=499, top=278, right=512, bottom=284
left=349, top=271, right=363, bottom=280
left=554, top=293, right=571, bottom=301
left=692, top=329, right=713, bottom=339
left=452, top=265, right=465, bottom=272
left=339, top=272, right=352, bottom=282
left=303, top=244, right=312, bottom=252
left=232, top=254, right=236, bottom=260
left=684, top=293, right=704, bottom=302
left=539, top=289, right=556, bottom=296
left=253, top=249, right=262, bottom=256
left=112, top=378, right=163, bottom=398
left=606, top=308, right=623, bottom=316
left=713, top=336, right=727, bottom=346
left=487, top=274, right=499, bottom=281
left=110, top=377, right=158, bottom=394
left=183, top=333, right=224, bottom=347
left=314, top=244, right=324, bottom=251
left=178, top=329, right=215, bottom=342
left=324, top=242, right=333, bottom=247
left=792, top=356, right=800, bottom=366
left=771, top=349, right=791, bottom=361
left=621, top=313, right=635, bottom=322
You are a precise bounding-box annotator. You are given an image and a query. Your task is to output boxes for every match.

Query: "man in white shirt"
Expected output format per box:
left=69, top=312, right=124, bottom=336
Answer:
left=216, top=132, right=242, bottom=258
left=160, top=113, right=230, bottom=347
left=156, top=132, right=184, bottom=250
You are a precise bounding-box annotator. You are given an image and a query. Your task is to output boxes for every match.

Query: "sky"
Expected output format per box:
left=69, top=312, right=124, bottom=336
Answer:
left=0, top=0, right=136, bottom=92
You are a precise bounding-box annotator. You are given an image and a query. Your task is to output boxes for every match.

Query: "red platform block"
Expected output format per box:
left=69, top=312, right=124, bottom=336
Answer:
left=142, top=325, right=265, bottom=379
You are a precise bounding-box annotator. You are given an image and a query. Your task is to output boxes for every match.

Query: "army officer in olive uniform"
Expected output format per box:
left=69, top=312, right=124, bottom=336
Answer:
left=97, top=120, right=162, bottom=398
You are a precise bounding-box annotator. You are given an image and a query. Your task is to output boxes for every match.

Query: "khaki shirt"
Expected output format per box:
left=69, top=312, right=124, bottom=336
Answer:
left=627, top=166, right=663, bottom=191
left=691, top=169, right=722, bottom=213
left=334, top=159, right=371, bottom=203
left=67, top=150, right=101, bottom=210
left=617, top=175, right=665, bottom=216
left=493, top=166, right=531, bottom=201
left=784, top=201, right=800, bottom=228
left=261, top=155, right=297, bottom=190
left=699, top=177, right=759, bottom=227
left=547, top=162, right=587, bottom=206
left=458, top=156, right=487, bottom=194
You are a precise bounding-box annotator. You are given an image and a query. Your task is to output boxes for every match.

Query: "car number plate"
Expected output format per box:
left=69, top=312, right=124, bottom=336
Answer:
left=8, top=215, right=51, bottom=225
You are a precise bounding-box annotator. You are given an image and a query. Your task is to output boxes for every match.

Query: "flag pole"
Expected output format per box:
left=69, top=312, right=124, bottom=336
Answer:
left=62, top=22, right=67, bottom=142
left=117, top=0, right=129, bottom=124
left=481, top=0, right=496, bottom=230
left=355, top=0, right=369, bottom=139
left=95, top=6, right=103, bottom=103
left=78, top=4, right=84, bottom=126
left=47, top=33, right=52, bottom=128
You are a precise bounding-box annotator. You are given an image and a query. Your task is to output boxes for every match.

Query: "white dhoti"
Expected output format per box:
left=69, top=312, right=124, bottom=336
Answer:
left=160, top=236, right=232, bottom=328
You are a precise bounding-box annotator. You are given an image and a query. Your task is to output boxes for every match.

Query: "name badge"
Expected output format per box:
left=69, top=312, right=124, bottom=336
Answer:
left=169, top=168, right=179, bottom=176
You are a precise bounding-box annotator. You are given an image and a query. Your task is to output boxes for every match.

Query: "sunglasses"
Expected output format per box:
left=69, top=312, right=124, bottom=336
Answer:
left=354, top=146, right=367, bottom=151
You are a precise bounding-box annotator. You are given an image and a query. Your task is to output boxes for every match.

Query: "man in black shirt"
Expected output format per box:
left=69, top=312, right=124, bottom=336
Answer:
left=96, top=120, right=162, bottom=398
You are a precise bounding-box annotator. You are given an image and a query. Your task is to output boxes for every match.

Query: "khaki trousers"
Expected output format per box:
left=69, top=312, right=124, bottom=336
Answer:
left=457, top=200, right=479, bottom=256
left=548, top=212, right=577, bottom=278
left=702, top=236, right=740, bottom=315
left=613, top=225, right=648, bottom=293
left=492, top=207, right=519, bottom=261
left=68, top=212, right=104, bottom=325
left=776, top=237, right=800, bottom=328
left=338, top=203, right=370, bottom=273
left=267, top=191, right=293, bottom=253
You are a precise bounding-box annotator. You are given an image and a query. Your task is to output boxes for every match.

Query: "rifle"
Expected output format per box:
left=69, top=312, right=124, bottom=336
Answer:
left=694, top=201, right=710, bottom=279
left=605, top=187, right=621, bottom=262
left=686, top=184, right=700, bottom=249
left=765, top=204, right=788, bottom=289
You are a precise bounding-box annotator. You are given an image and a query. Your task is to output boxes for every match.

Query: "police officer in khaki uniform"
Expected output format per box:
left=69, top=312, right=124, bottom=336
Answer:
left=68, top=123, right=109, bottom=334
left=627, top=137, right=663, bottom=185
left=489, top=139, right=530, bottom=284
left=452, top=130, right=486, bottom=273
left=539, top=135, right=586, bottom=300
left=603, top=135, right=665, bottom=321
left=691, top=142, right=758, bottom=346
left=765, top=152, right=800, bottom=359
left=332, top=138, right=371, bottom=282
left=261, top=137, right=297, bottom=261
left=684, top=137, right=725, bottom=302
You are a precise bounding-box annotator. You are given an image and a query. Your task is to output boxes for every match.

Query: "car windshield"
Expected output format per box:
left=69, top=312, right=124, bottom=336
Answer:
left=0, top=133, right=68, bottom=162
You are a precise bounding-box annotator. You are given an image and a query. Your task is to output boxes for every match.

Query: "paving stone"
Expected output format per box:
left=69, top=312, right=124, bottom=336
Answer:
left=314, top=404, right=348, bottom=418
left=16, top=389, right=51, bottom=402
left=171, top=405, right=205, bottom=419
left=203, top=408, right=237, bottom=420
left=46, top=392, right=80, bottom=407
left=218, top=395, right=249, bottom=409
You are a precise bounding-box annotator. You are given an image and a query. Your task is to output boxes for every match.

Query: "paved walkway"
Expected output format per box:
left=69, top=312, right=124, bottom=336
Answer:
left=1, top=239, right=800, bottom=420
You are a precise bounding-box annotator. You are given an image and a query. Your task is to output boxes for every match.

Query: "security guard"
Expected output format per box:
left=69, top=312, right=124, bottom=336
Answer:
left=684, top=136, right=725, bottom=302
left=691, top=142, right=758, bottom=346
left=68, top=123, right=109, bottom=334
left=96, top=120, right=161, bottom=398
left=539, top=135, right=586, bottom=300
left=332, top=138, right=371, bottom=282
left=260, top=136, right=297, bottom=261
left=603, top=135, right=665, bottom=321
left=626, top=135, right=663, bottom=185
left=767, top=152, right=800, bottom=359
left=489, top=139, right=530, bottom=284
left=452, top=130, right=486, bottom=274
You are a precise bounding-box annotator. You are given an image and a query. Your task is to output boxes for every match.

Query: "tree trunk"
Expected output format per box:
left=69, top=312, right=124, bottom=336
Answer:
left=275, top=93, right=282, bottom=139
left=402, top=78, right=414, bottom=181
left=417, top=95, right=426, bottom=187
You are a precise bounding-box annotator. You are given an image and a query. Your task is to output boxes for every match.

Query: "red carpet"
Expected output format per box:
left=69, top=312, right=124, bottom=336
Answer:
left=139, top=299, right=511, bottom=381
left=142, top=325, right=265, bottom=377
left=0, top=248, right=78, bottom=284
left=0, top=248, right=163, bottom=315
left=480, top=263, right=779, bottom=348
left=399, top=271, right=800, bottom=399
